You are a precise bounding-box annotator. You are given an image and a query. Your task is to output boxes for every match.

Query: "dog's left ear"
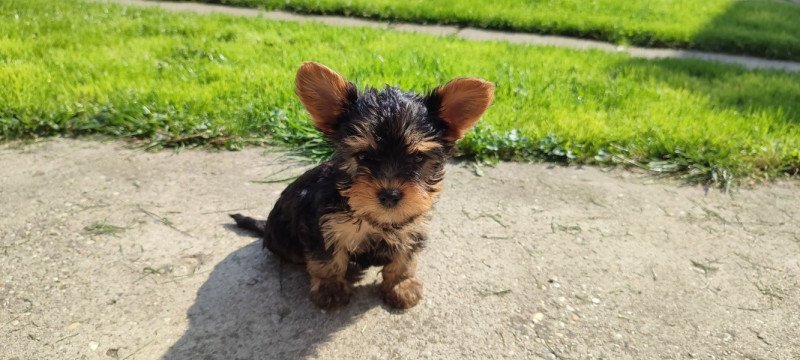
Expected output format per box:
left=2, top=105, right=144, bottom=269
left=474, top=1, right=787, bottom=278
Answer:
left=295, top=62, right=356, bottom=135
left=428, top=78, right=495, bottom=142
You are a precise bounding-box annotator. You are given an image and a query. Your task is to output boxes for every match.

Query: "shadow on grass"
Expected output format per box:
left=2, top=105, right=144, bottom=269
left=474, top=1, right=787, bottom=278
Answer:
left=629, top=1, right=800, bottom=176
left=175, top=0, right=800, bottom=61
left=161, top=229, right=384, bottom=359
left=612, top=56, right=800, bottom=178
left=629, top=57, right=800, bottom=124
left=690, top=0, right=800, bottom=61
left=622, top=2, right=800, bottom=123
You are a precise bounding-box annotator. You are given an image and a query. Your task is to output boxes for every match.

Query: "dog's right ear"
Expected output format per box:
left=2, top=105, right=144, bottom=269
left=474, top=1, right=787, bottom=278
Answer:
left=427, top=78, right=494, bottom=142
left=295, top=62, right=356, bottom=135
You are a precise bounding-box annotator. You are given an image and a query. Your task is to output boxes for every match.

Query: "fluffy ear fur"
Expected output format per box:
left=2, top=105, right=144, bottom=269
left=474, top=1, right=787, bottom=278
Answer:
left=429, top=78, right=495, bottom=141
left=295, top=62, right=356, bottom=135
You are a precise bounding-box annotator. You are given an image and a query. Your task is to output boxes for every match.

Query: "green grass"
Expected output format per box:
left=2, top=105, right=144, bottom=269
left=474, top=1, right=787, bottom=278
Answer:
left=84, top=222, right=128, bottom=236
left=2, top=0, right=800, bottom=183
left=194, top=0, right=800, bottom=61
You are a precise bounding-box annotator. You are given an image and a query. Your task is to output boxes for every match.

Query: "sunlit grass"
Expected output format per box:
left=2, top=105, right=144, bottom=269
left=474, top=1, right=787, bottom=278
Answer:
left=196, top=0, right=800, bottom=61
left=1, top=0, right=799, bottom=183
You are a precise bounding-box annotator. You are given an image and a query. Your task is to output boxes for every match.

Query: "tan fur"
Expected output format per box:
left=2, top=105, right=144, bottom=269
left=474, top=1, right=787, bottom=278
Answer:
left=342, top=178, right=438, bottom=225
left=381, top=253, right=422, bottom=309
left=308, top=277, right=352, bottom=309
left=306, top=251, right=350, bottom=280
left=409, top=139, right=443, bottom=153
left=382, top=252, right=417, bottom=286
left=306, top=253, right=353, bottom=309
left=320, top=211, right=430, bottom=254
left=381, top=214, right=430, bottom=252
left=339, top=157, right=360, bottom=177
left=320, top=212, right=376, bottom=254
left=343, top=134, right=377, bottom=153
left=317, top=211, right=427, bottom=309
left=436, top=78, right=495, bottom=141
left=339, top=132, right=379, bottom=176
left=295, top=62, right=352, bottom=135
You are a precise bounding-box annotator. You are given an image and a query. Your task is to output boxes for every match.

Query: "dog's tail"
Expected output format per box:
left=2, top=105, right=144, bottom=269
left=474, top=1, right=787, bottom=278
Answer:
left=229, top=213, right=267, bottom=235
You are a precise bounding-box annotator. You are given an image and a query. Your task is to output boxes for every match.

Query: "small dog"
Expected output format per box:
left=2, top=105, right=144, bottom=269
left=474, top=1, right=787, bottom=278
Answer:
left=231, top=62, right=494, bottom=309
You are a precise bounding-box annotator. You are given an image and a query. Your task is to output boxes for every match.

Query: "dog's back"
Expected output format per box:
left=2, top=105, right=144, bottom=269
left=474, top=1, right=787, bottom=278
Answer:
left=231, top=162, right=344, bottom=265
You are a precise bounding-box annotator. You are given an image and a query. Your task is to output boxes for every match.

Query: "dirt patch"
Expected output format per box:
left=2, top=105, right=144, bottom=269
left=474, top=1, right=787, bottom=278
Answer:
left=1, top=138, right=799, bottom=359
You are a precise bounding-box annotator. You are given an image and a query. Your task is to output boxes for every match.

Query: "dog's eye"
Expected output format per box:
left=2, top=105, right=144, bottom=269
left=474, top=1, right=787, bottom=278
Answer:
left=357, top=153, right=366, bottom=161
left=413, top=155, right=425, bottom=164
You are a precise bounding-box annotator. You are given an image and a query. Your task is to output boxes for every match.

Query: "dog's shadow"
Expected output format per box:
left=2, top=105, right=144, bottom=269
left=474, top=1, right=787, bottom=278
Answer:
left=162, top=225, right=383, bottom=359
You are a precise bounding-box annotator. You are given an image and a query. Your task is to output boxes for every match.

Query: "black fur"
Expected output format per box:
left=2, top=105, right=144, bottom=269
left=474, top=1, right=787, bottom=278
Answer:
left=333, top=86, right=451, bottom=183
left=229, top=213, right=266, bottom=234
left=231, top=85, right=450, bottom=266
left=230, top=62, right=493, bottom=309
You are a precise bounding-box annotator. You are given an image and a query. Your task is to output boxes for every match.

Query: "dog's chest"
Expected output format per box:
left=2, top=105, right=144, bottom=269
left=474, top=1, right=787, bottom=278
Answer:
left=320, top=213, right=426, bottom=254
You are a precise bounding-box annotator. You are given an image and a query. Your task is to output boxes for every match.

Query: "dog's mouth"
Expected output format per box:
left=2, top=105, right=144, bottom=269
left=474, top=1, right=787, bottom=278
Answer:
left=341, top=177, right=438, bottom=227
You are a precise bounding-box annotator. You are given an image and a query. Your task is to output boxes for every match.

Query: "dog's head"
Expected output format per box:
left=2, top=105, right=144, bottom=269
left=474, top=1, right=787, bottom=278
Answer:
left=295, top=62, right=494, bottom=226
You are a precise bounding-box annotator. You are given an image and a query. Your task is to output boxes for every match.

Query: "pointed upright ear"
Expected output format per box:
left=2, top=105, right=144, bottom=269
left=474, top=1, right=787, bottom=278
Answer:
left=295, top=62, right=356, bottom=135
left=430, top=78, right=495, bottom=142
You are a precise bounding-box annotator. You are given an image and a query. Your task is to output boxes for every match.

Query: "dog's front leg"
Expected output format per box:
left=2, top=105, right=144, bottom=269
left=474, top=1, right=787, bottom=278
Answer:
left=306, top=251, right=352, bottom=310
left=381, top=251, right=423, bottom=309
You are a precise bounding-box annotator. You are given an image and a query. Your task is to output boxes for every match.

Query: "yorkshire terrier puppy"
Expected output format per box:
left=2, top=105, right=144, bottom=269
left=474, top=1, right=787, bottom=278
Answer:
left=231, top=62, right=494, bottom=310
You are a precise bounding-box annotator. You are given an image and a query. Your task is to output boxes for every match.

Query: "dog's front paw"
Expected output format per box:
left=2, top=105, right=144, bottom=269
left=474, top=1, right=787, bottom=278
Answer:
left=382, top=278, right=422, bottom=309
left=310, top=279, right=352, bottom=310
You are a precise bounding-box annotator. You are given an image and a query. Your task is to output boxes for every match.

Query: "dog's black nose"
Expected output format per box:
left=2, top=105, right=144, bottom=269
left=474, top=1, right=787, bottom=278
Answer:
left=378, top=188, right=403, bottom=208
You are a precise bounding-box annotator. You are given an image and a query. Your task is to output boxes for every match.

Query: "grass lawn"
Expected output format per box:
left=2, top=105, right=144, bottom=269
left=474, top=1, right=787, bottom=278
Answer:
left=1, top=0, right=799, bottom=183
left=191, top=0, right=800, bottom=61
